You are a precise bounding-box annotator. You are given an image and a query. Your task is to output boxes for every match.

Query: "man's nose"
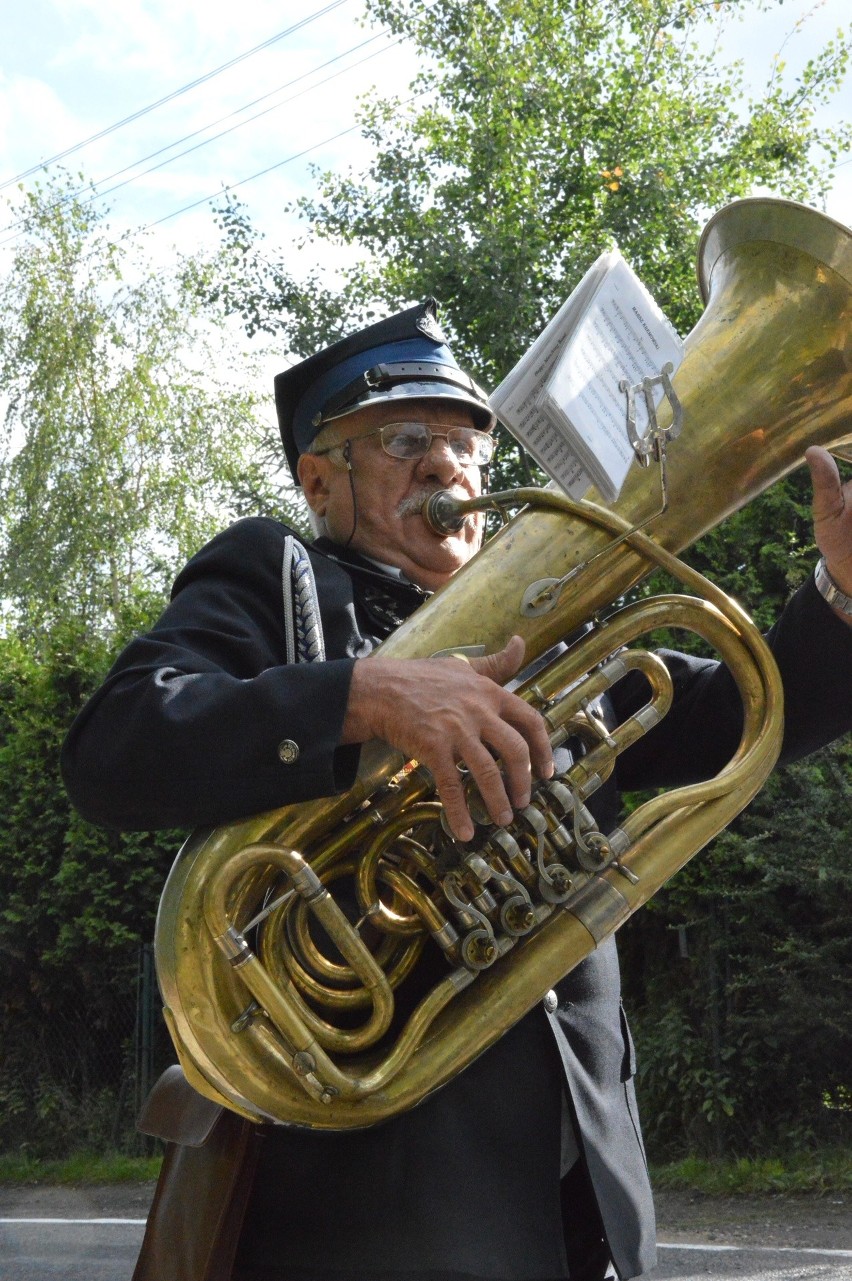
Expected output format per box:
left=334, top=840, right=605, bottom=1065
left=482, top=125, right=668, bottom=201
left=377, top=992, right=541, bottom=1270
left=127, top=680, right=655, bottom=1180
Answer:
left=414, top=435, right=465, bottom=484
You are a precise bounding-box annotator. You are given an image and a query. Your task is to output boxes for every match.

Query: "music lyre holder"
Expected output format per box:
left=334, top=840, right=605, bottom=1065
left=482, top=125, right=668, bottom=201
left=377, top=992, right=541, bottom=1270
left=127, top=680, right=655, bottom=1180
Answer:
left=619, top=363, right=683, bottom=466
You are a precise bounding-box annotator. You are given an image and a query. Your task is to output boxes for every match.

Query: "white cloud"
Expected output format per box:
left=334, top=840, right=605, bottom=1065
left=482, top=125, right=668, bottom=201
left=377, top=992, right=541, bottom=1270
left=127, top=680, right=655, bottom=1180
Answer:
left=42, top=0, right=311, bottom=78
left=0, top=72, right=89, bottom=183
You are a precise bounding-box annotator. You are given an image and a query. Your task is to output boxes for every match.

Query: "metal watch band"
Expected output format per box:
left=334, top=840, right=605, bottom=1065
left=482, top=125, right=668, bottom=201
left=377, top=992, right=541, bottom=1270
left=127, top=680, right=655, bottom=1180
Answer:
left=814, top=556, right=852, bottom=616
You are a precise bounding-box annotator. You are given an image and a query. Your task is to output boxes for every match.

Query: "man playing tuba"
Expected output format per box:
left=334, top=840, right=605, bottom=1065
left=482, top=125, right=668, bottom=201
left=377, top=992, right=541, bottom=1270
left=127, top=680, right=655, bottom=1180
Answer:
left=62, top=298, right=852, bottom=1281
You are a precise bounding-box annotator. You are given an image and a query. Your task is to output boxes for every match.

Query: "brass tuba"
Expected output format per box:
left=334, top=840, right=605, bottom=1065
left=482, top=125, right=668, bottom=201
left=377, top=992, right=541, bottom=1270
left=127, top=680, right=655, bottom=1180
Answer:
left=156, top=197, right=852, bottom=1128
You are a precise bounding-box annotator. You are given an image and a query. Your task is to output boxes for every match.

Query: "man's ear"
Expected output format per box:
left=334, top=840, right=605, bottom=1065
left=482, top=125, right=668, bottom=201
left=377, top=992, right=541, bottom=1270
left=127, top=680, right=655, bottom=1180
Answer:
left=297, top=452, right=332, bottom=515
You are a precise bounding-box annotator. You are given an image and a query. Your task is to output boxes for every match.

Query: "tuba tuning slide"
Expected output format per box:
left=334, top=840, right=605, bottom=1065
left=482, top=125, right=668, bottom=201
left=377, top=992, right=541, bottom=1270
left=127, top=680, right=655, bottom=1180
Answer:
left=155, top=197, right=852, bottom=1128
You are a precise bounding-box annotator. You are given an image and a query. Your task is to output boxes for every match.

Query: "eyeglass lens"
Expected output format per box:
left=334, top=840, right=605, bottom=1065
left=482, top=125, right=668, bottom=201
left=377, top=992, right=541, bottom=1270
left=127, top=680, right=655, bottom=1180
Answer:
left=381, top=423, right=493, bottom=465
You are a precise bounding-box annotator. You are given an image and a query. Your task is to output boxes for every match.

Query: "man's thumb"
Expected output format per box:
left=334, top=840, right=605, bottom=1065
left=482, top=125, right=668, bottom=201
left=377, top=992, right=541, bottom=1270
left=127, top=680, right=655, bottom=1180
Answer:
left=468, top=634, right=526, bottom=684
left=805, top=445, right=842, bottom=524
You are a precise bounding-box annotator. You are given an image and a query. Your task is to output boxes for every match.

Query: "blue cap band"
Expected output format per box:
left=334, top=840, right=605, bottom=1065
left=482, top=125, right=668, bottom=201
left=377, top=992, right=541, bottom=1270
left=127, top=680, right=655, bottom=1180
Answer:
left=292, top=336, right=456, bottom=455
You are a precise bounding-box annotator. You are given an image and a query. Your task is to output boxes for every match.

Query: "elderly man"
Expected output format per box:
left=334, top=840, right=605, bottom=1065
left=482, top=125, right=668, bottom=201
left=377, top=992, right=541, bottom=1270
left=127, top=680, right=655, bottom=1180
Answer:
left=62, top=299, right=852, bottom=1281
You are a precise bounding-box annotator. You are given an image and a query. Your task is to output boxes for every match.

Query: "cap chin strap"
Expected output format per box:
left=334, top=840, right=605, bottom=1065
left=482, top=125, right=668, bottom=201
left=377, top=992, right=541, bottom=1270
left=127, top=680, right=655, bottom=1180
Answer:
left=341, top=440, right=358, bottom=551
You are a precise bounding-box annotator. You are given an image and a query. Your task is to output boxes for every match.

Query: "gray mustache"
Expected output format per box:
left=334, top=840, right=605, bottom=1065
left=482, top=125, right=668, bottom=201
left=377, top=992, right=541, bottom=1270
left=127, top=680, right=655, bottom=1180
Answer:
left=397, top=486, right=468, bottom=520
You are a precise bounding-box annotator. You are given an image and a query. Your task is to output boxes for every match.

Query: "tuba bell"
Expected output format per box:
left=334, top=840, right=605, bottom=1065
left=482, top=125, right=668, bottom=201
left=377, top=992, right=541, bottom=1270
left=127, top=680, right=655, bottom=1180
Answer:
left=155, top=197, right=852, bottom=1128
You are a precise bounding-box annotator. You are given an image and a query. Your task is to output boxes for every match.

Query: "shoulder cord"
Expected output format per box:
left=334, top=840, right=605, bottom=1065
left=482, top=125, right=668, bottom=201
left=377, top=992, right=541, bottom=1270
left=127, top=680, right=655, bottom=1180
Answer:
left=282, top=535, right=326, bottom=665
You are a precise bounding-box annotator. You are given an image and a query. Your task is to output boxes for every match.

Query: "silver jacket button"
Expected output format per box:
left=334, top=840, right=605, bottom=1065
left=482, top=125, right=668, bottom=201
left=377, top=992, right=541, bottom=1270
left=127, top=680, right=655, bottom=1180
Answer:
left=277, top=739, right=300, bottom=765
left=543, top=989, right=558, bottom=1014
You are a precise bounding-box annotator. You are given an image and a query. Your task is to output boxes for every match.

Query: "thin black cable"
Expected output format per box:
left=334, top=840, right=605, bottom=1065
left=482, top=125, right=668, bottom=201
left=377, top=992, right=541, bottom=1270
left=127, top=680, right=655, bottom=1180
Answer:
left=0, top=29, right=399, bottom=245
left=85, top=37, right=405, bottom=214
left=0, top=0, right=351, bottom=193
left=143, top=121, right=363, bottom=229
left=142, top=89, right=426, bottom=231
left=92, top=31, right=393, bottom=201
left=341, top=441, right=358, bottom=550
left=0, top=0, right=440, bottom=245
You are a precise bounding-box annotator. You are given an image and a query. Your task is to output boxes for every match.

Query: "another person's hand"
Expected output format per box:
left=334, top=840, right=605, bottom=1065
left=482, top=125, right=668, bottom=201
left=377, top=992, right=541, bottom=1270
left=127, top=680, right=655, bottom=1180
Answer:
left=342, top=634, right=554, bottom=840
left=806, top=445, right=852, bottom=625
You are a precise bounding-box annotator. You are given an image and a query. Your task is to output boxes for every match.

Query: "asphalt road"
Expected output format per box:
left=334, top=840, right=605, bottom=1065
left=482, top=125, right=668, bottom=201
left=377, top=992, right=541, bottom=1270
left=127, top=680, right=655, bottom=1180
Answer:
left=2, top=1221, right=851, bottom=1280
left=653, top=1244, right=852, bottom=1279
left=0, top=1217, right=143, bottom=1279
left=1, top=1184, right=851, bottom=1280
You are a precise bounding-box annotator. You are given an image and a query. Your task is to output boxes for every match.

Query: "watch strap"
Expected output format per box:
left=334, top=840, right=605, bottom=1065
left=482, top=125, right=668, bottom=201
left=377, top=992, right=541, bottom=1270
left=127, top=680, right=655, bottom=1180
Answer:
left=814, top=556, right=852, bottom=616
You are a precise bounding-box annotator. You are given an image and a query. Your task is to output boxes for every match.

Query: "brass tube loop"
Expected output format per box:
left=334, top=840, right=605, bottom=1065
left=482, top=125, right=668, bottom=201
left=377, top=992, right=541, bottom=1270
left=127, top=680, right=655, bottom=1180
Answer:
left=356, top=803, right=444, bottom=933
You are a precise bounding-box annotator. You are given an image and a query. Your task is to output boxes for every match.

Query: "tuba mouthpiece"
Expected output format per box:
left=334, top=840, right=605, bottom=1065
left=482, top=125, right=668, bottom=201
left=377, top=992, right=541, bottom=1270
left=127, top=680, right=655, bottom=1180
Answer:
left=423, top=490, right=467, bottom=534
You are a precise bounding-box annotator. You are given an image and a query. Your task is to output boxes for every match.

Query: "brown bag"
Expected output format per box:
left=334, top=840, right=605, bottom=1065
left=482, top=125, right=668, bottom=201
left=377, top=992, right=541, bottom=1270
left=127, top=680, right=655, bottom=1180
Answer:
left=133, top=1067, right=263, bottom=1281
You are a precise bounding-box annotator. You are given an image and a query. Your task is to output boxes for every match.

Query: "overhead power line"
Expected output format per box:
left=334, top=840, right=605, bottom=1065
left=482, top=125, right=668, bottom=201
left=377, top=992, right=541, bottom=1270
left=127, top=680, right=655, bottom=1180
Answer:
left=144, top=90, right=427, bottom=232
left=0, top=0, right=351, bottom=193
left=145, top=122, right=367, bottom=229
left=87, top=29, right=391, bottom=203
left=0, top=25, right=397, bottom=243
left=93, top=37, right=404, bottom=210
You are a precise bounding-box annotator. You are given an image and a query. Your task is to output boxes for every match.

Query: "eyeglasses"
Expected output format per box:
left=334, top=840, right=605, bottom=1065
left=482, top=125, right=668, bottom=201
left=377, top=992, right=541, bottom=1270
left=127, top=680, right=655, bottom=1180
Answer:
left=316, top=421, right=495, bottom=467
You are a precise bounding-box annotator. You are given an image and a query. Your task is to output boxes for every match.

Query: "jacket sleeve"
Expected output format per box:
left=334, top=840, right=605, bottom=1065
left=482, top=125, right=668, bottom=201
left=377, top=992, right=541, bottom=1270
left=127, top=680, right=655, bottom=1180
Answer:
left=614, top=575, right=852, bottom=792
left=61, top=519, right=362, bottom=831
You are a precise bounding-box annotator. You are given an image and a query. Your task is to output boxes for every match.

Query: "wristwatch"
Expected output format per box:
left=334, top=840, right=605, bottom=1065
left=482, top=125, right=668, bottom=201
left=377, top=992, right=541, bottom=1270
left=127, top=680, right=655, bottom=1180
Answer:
left=814, top=556, right=852, bottom=616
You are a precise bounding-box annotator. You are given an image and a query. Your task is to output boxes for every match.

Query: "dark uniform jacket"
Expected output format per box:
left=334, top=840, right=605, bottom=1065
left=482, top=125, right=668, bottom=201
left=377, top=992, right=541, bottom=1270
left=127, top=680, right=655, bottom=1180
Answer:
left=61, top=516, right=852, bottom=1281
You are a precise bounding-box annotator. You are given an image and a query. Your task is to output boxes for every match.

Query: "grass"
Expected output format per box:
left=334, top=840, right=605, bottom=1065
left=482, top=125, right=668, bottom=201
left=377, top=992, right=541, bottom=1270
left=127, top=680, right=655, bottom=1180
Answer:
left=0, top=1151, right=162, bottom=1185
left=651, top=1149, right=852, bottom=1196
left=1, top=1147, right=849, bottom=1194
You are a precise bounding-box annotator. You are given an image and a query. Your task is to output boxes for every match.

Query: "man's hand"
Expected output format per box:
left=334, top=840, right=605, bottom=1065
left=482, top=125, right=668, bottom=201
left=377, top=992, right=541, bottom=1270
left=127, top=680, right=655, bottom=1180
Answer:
left=342, top=634, right=555, bottom=841
left=806, top=446, right=852, bottom=625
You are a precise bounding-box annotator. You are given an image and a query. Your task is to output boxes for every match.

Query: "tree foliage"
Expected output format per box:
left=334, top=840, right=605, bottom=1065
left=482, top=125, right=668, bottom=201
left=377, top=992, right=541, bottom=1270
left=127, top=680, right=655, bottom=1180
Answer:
left=0, top=173, right=302, bottom=637
left=623, top=739, right=852, bottom=1157
left=0, top=621, right=179, bottom=1154
left=0, top=178, right=309, bottom=1150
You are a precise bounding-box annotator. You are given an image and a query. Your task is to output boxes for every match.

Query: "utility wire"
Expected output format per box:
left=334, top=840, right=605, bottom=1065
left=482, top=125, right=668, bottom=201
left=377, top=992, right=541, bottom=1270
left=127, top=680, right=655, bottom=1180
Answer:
left=143, top=90, right=427, bottom=231
left=0, top=0, right=351, bottom=193
left=0, top=26, right=398, bottom=242
left=2, top=2, right=438, bottom=244
left=93, top=37, right=404, bottom=208
left=145, top=123, right=366, bottom=229
left=81, top=30, right=390, bottom=204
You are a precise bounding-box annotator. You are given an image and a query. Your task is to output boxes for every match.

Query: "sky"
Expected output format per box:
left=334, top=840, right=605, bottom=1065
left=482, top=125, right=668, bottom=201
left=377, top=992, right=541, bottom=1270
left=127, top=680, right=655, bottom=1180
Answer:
left=1, top=0, right=851, bottom=281
left=0, top=0, right=420, bottom=268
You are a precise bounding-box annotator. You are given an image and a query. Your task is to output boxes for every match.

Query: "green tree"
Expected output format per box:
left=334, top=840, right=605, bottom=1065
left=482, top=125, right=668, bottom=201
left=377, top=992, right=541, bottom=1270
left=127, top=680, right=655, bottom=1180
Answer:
left=0, top=622, right=180, bottom=1155
left=0, top=177, right=311, bottom=1153
left=624, top=739, right=852, bottom=1158
left=0, top=172, right=305, bottom=637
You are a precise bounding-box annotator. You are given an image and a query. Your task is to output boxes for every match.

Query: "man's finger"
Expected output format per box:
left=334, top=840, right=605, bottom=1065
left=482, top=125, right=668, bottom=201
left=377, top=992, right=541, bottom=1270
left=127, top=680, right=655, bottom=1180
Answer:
left=429, top=763, right=475, bottom=842
left=460, top=738, right=516, bottom=829
left=498, top=692, right=555, bottom=781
